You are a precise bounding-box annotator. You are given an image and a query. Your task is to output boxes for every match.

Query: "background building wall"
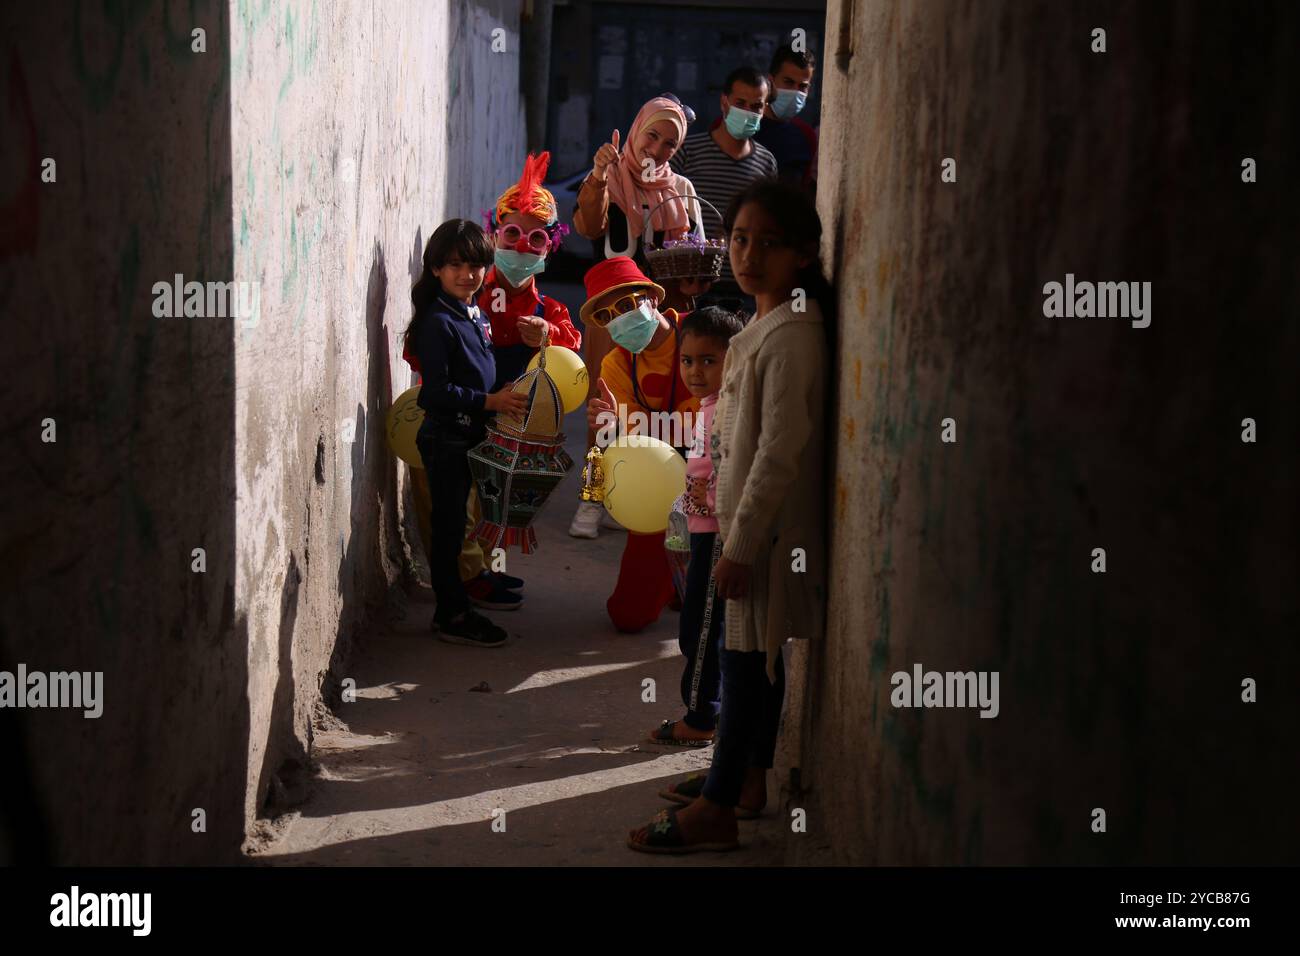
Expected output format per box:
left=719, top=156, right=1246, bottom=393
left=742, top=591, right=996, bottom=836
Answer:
left=798, top=0, right=1298, bottom=865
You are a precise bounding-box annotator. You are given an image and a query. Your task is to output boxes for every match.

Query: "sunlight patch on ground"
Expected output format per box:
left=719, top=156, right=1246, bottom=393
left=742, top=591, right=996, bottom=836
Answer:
left=504, top=642, right=679, bottom=694
left=260, top=750, right=712, bottom=852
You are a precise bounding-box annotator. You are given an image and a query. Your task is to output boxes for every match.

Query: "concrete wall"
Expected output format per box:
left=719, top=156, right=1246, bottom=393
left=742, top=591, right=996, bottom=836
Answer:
left=231, top=0, right=526, bottom=828
left=0, top=0, right=525, bottom=863
left=795, top=0, right=1299, bottom=864
left=1, top=0, right=241, bottom=864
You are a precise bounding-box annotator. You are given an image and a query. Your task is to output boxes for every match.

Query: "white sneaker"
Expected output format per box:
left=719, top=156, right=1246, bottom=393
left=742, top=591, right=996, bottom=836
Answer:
left=600, top=509, right=624, bottom=531
left=568, top=500, right=603, bottom=538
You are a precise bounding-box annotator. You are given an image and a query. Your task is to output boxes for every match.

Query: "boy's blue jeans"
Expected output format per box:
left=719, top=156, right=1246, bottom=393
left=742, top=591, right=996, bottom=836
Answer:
left=678, top=532, right=724, bottom=731
left=701, top=645, right=786, bottom=808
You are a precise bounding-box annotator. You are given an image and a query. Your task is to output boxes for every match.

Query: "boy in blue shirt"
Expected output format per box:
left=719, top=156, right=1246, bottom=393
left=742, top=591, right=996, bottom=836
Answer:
left=402, top=219, right=528, bottom=646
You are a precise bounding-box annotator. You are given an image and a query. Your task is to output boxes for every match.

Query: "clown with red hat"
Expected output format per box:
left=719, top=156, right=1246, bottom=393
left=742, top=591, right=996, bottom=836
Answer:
left=581, top=256, right=699, bottom=633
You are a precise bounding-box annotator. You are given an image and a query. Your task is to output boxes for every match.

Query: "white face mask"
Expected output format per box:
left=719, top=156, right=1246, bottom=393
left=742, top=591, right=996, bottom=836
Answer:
left=771, top=88, right=808, bottom=119
left=724, top=103, right=763, bottom=140
left=606, top=301, right=660, bottom=353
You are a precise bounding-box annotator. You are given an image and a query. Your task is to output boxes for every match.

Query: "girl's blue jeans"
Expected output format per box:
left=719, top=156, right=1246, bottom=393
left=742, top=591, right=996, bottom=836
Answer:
left=701, top=644, right=786, bottom=807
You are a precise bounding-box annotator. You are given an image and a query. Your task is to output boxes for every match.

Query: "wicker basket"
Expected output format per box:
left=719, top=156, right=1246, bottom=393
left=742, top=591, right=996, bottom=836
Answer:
left=642, top=194, right=726, bottom=282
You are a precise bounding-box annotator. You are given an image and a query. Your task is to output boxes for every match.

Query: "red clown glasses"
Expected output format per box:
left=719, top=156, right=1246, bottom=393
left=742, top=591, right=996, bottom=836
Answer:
left=497, top=224, right=552, bottom=253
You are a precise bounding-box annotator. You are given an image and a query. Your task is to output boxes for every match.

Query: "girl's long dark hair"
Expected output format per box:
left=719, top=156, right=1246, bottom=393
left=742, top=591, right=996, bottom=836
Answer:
left=404, top=218, right=495, bottom=349
left=723, top=180, right=836, bottom=341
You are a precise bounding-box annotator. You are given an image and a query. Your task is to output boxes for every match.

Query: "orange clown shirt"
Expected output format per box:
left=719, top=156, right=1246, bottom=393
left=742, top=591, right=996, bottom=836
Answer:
left=599, top=309, right=699, bottom=446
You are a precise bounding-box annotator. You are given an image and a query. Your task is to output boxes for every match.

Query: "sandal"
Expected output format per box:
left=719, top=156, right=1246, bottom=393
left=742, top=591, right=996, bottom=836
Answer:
left=658, top=773, right=762, bottom=820
left=648, top=718, right=714, bottom=748
left=626, top=807, right=739, bottom=855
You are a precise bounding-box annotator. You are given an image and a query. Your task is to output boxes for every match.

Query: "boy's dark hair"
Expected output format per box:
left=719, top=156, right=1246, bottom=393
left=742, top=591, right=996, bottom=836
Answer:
left=723, top=66, right=770, bottom=99
left=682, top=306, right=745, bottom=345
left=723, top=179, right=836, bottom=338
left=405, top=219, right=494, bottom=347
left=769, top=45, right=817, bottom=76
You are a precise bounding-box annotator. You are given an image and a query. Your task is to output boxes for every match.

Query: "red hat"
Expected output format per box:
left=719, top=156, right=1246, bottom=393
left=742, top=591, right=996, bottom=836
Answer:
left=579, top=257, right=666, bottom=324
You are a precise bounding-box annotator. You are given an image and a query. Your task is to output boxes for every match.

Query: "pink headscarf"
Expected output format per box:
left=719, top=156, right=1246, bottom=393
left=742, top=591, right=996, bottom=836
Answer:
left=605, top=96, right=692, bottom=237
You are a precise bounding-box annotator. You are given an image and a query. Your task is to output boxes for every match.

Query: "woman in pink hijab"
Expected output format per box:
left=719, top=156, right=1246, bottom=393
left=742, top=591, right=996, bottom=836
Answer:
left=568, top=95, right=708, bottom=540
left=573, top=95, right=701, bottom=267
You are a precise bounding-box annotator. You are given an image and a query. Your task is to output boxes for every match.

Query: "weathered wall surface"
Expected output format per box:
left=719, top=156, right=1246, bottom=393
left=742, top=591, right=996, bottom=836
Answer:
left=231, top=0, right=525, bottom=826
left=1, top=1, right=242, bottom=863
left=797, top=0, right=1298, bottom=864
left=0, top=0, right=525, bottom=862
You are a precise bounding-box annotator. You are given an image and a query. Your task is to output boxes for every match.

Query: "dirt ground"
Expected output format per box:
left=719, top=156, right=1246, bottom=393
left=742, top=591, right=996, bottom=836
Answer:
left=250, top=401, right=787, bottom=866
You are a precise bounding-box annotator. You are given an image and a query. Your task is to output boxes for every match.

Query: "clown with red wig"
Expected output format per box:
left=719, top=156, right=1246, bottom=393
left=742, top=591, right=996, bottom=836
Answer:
left=477, top=151, right=582, bottom=387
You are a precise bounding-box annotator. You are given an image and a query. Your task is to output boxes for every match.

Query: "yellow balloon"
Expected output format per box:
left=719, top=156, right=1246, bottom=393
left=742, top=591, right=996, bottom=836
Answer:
left=527, top=346, right=589, bottom=414
left=386, top=385, right=425, bottom=468
left=601, top=435, right=686, bottom=534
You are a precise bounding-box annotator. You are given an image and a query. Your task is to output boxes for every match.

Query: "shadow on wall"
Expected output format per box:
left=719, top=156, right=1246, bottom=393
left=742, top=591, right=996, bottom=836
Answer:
left=0, top=1, right=248, bottom=862
left=253, top=235, right=398, bottom=820
left=329, top=241, right=400, bottom=703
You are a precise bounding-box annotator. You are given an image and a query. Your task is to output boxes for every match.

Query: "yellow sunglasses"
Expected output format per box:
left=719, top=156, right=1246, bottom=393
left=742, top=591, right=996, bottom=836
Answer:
left=589, top=292, right=654, bottom=327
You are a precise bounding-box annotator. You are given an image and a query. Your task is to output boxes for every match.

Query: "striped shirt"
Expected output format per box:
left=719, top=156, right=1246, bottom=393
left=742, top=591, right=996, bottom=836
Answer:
left=670, top=131, right=778, bottom=283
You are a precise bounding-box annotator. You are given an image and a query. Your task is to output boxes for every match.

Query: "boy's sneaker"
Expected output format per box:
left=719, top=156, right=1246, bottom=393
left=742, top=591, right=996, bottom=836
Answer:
left=465, top=571, right=523, bottom=610
left=600, top=509, right=623, bottom=531
left=433, top=609, right=509, bottom=647
left=486, top=569, right=525, bottom=591
left=568, top=500, right=603, bottom=538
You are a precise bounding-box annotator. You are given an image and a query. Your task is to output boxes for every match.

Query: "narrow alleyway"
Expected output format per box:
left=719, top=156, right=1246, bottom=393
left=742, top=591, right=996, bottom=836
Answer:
left=250, top=282, right=786, bottom=866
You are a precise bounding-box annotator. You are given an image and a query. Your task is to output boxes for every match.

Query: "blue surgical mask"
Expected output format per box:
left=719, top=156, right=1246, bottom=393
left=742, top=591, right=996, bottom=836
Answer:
left=723, top=104, right=762, bottom=140
left=494, top=248, right=546, bottom=287
left=770, top=88, right=808, bottom=120
left=607, top=301, right=660, bottom=353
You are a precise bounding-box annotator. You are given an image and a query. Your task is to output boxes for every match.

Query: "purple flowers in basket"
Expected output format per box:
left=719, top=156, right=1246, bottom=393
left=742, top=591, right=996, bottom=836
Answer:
left=658, top=235, right=726, bottom=251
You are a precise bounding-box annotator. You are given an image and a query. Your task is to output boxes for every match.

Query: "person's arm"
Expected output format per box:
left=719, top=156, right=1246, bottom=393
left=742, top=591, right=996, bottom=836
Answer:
left=678, top=174, right=702, bottom=238
left=573, top=174, right=610, bottom=239
left=805, top=123, right=819, bottom=187
left=589, top=347, right=650, bottom=436
left=721, top=336, right=821, bottom=565
left=412, top=314, right=488, bottom=413
left=542, top=298, right=582, bottom=350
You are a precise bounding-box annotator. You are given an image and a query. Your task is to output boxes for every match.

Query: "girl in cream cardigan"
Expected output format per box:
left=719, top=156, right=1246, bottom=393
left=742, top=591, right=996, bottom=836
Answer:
left=629, top=181, right=831, bottom=854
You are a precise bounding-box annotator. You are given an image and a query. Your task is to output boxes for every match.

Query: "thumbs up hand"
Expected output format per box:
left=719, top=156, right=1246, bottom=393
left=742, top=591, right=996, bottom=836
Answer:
left=587, top=377, right=617, bottom=434
left=593, top=129, right=621, bottom=182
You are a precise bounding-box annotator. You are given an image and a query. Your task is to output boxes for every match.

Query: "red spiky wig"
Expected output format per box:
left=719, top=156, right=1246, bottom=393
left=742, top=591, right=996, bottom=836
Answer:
left=494, top=152, right=558, bottom=226
left=485, top=152, right=570, bottom=250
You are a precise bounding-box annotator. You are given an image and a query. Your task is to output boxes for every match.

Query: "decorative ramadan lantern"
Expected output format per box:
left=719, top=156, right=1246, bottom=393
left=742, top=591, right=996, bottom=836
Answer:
left=468, top=336, right=573, bottom=554
left=578, top=446, right=606, bottom=502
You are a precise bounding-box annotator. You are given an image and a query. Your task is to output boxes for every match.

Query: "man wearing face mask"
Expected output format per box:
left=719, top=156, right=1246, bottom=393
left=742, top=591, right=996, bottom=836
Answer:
left=477, top=152, right=582, bottom=390
left=753, top=45, right=819, bottom=190
left=580, top=257, right=701, bottom=633
left=670, top=66, right=777, bottom=307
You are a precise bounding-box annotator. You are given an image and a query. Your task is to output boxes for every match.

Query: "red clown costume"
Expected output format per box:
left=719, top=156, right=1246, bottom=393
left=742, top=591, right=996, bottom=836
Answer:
left=477, top=152, right=581, bottom=389
left=581, top=256, right=699, bottom=633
